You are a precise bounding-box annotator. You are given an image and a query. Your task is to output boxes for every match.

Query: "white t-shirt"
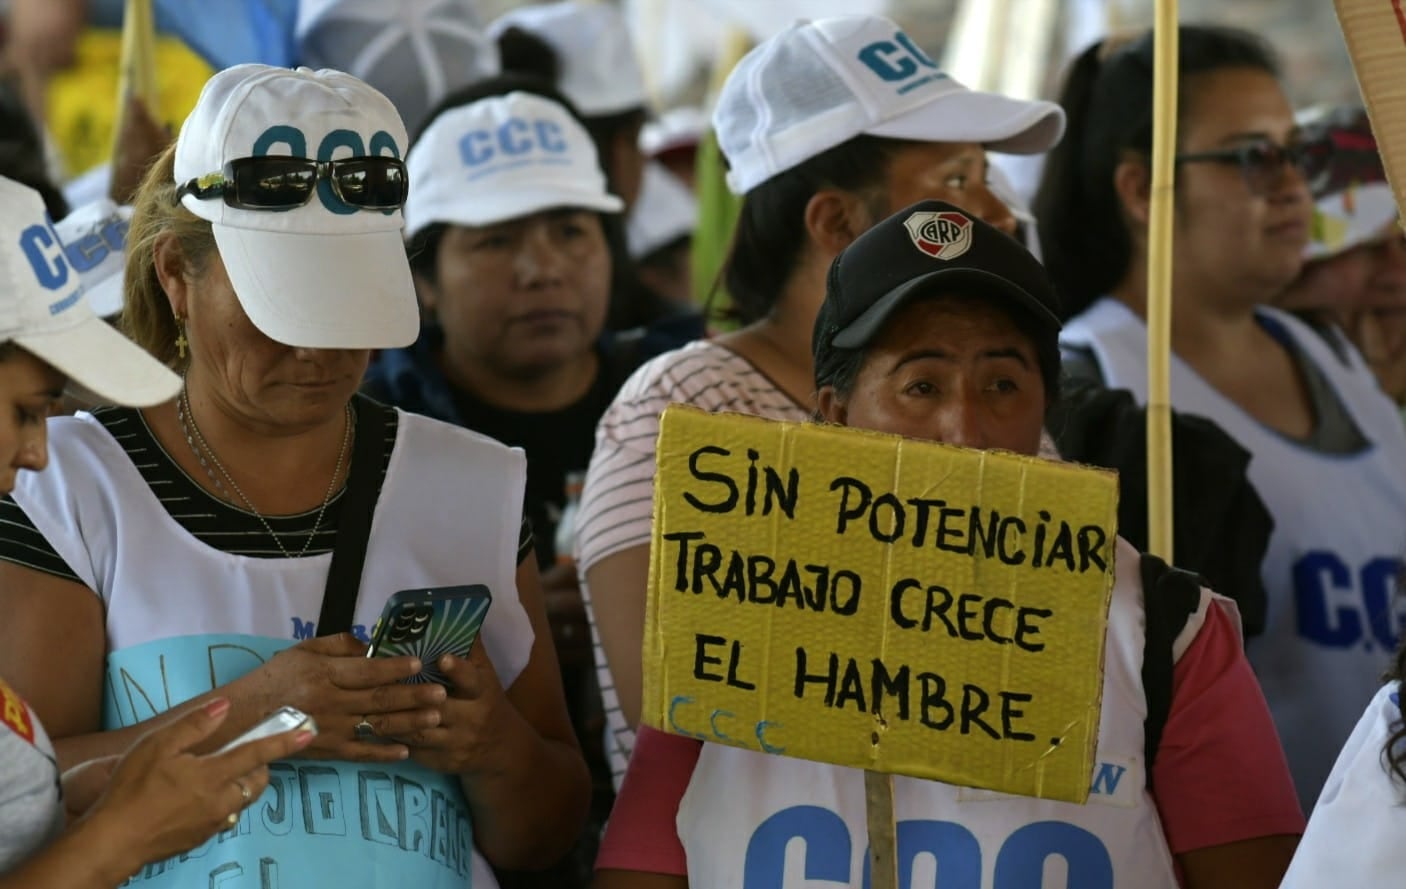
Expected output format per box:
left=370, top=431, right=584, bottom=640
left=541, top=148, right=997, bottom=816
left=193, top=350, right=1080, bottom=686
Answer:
left=1281, top=681, right=1406, bottom=887
left=575, top=340, right=810, bottom=786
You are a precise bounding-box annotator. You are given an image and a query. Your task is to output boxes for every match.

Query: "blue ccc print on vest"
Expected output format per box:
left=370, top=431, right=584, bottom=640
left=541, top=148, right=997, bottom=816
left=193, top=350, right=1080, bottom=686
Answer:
left=1294, top=551, right=1405, bottom=651
left=251, top=125, right=402, bottom=216
left=742, top=805, right=1113, bottom=889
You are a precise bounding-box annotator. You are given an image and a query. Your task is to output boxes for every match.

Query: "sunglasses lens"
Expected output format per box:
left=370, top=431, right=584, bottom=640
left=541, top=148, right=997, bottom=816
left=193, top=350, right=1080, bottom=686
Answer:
left=1240, top=144, right=1284, bottom=194
left=231, top=158, right=318, bottom=209
left=332, top=158, right=407, bottom=210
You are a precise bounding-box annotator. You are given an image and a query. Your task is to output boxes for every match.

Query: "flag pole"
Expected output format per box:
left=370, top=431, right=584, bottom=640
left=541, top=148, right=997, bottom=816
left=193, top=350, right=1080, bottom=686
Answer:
left=1146, top=0, right=1178, bottom=561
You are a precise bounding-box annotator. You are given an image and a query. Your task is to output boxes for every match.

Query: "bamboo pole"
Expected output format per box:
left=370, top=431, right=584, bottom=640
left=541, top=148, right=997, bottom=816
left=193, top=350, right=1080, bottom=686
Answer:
left=1145, top=0, right=1178, bottom=561
left=112, top=0, right=159, bottom=154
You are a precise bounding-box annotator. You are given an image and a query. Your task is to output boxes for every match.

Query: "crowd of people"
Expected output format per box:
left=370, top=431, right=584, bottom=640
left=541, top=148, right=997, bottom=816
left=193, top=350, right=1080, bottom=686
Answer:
left=0, top=2, right=1404, bottom=888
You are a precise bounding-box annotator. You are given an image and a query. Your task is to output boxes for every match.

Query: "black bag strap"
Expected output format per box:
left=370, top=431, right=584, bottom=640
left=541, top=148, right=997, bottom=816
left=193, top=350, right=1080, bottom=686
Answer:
left=316, top=399, right=391, bottom=637
left=1139, top=552, right=1204, bottom=786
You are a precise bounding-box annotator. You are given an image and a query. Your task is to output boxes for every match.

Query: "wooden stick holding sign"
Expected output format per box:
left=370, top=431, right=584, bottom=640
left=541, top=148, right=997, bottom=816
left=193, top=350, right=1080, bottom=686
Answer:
left=641, top=406, right=1120, bottom=880
left=1333, top=0, right=1406, bottom=228
left=1145, top=0, right=1179, bottom=562
left=866, top=770, right=899, bottom=889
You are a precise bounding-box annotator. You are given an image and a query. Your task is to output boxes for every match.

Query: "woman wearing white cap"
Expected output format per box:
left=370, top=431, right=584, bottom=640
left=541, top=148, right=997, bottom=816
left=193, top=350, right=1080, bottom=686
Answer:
left=0, top=175, right=314, bottom=887
left=575, top=13, right=1064, bottom=793
left=0, top=66, right=588, bottom=888
left=365, top=80, right=639, bottom=888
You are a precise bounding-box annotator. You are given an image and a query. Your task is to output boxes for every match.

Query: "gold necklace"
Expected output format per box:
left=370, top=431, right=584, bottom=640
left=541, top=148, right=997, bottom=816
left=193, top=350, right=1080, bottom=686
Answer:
left=177, top=387, right=352, bottom=559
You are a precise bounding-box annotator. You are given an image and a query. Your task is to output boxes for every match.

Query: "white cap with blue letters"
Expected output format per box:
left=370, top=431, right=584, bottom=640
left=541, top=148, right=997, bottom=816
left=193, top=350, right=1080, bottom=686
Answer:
left=404, top=90, right=624, bottom=237
left=714, top=15, right=1068, bottom=195
left=54, top=199, right=134, bottom=320
left=0, top=176, right=180, bottom=407
left=174, top=64, right=420, bottom=350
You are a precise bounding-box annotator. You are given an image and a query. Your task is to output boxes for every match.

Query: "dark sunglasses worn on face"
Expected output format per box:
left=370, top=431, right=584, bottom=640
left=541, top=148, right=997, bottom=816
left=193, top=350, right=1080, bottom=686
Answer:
left=174, top=156, right=408, bottom=211
left=1175, top=138, right=1331, bottom=197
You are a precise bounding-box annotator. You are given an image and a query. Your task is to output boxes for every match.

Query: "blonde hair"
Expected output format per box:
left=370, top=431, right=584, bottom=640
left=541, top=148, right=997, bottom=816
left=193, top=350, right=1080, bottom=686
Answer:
left=121, top=144, right=217, bottom=368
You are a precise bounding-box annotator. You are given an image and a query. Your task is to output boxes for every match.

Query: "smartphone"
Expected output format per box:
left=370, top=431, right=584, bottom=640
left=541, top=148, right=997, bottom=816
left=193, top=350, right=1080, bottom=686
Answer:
left=366, top=584, right=492, bottom=684
left=216, top=706, right=317, bottom=755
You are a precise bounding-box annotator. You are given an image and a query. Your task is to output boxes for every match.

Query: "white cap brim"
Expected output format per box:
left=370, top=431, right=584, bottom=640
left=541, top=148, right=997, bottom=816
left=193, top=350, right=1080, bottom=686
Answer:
left=15, top=316, right=180, bottom=407
left=213, top=224, right=420, bottom=349
left=868, top=89, right=1065, bottom=156
left=406, top=187, right=624, bottom=237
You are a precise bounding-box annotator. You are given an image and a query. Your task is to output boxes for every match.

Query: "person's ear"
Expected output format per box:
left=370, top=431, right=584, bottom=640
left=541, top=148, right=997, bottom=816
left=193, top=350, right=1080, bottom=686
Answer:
left=804, top=188, right=877, bottom=260
left=816, top=385, right=848, bottom=425
left=152, top=233, right=192, bottom=317
left=1113, top=156, right=1152, bottom=228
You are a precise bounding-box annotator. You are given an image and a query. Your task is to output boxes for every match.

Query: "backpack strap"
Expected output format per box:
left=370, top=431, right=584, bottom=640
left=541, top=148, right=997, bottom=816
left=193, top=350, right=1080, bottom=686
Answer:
left=1139, top=552, right=1204, bottom=787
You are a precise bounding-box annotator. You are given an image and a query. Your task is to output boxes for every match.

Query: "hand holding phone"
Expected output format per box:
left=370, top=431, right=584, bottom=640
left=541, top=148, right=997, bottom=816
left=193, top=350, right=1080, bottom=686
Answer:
left=216, top=706, right=317, bottom=755
left=367, top=584, right=492, bottom=684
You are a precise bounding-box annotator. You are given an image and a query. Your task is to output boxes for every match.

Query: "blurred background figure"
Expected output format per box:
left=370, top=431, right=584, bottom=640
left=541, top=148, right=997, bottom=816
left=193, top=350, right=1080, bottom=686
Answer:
left=627, top=162, right=697, bottom=312
left=1278, top=107, right=1406, bottom=423
left=295, top=0, right=500, bottom=146
left=489, top=1, right=648, bottom=209
left=639, top=105, right=705, bottom=189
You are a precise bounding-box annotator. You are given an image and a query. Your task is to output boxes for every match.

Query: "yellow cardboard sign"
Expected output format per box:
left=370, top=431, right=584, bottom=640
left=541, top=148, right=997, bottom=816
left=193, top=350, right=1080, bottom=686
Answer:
left=642, top=405, right=1119, bottom=803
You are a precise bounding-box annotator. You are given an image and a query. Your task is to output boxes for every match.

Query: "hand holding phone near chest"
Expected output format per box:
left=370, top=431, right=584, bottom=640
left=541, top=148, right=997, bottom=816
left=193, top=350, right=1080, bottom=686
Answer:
left=367, top=584, right=493, bottom=684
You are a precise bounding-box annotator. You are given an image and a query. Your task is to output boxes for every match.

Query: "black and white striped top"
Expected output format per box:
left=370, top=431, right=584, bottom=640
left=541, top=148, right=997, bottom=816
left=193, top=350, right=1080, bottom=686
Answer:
left=0, top=398, right=532, bottom=582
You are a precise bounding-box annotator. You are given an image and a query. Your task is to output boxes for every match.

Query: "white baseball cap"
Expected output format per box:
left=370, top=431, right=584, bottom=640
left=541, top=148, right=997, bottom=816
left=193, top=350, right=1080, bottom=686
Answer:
left=174, top=64, right=419, bottom=350
left=715, top=15, right=1066, bottom=195
left=1307, top=182, right=1400, bottom=261
left=641, top=106, right=707, bottom=158
left=405, top=91, right=624, bottom=236
left=54, top=199, right=134, bottom=319
left=486, top=2, right=647, bottom=117
left=296, top=0, right=500, bottom=136
left=627, top=162, right=696, bottom=260
left=0, top=176, right=179, bottom=406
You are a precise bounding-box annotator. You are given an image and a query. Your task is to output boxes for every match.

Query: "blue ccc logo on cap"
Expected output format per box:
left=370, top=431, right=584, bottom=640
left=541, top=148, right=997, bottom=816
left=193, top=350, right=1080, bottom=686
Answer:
left=252, top=125, right=403, bottom=216
left=458, top=117, right=569, bottom=178
left=857, top=30, right=948, bottom=95
left=18, top=222, right=84, bottom=316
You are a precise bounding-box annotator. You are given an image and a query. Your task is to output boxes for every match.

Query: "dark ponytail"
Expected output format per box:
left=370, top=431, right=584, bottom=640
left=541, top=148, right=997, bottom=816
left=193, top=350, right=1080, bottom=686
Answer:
left=721, top=136, right=908, bottom=325
left=1033, top=26, right=1281, bottom=320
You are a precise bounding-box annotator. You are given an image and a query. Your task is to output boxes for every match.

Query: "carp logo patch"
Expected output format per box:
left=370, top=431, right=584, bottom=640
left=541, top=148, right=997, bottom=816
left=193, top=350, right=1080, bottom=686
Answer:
left=904, top=210, right=973, bottom=260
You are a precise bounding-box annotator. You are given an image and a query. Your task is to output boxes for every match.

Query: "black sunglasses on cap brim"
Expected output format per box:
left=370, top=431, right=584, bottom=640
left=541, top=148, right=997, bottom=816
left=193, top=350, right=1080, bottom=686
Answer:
left=175, top=156, right=408, bottom=211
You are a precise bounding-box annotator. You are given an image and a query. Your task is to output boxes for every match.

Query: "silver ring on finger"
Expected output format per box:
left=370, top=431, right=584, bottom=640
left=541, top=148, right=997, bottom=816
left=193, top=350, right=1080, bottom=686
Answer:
left=354, top=717, right=376, bottom=741
left=234, top=778, right=251, bottom=804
